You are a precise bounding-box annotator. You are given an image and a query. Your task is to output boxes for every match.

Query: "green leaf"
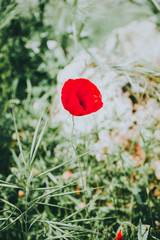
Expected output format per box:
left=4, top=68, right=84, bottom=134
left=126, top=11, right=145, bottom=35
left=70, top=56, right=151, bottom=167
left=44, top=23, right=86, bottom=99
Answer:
left=138, top=219, right=150, bottom=240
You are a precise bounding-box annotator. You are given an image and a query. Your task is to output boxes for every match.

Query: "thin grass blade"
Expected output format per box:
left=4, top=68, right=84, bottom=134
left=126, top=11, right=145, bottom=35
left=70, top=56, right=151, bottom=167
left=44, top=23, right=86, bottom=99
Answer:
left=12, top=107, right=26, bottom=167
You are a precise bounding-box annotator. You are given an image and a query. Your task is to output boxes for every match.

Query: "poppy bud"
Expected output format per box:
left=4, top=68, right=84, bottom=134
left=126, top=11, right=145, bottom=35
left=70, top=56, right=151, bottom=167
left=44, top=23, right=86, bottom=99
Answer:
left=62, top=170, right=72, bottom=180
left=18, top=190, right=24, bottom=197
left=116, top=229, right=123, bottom=240
left=76, top=187, right=80, bottom=195
left=116, top=222, right=136, bottom=240
left=78, top=202, right=86, bottom=209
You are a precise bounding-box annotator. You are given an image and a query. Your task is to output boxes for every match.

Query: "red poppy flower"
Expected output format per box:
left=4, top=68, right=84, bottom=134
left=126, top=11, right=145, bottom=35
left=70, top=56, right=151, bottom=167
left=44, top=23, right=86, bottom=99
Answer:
left=61, top=78, right=103, bottom=116
left=116, top=230, right=123, bottom=240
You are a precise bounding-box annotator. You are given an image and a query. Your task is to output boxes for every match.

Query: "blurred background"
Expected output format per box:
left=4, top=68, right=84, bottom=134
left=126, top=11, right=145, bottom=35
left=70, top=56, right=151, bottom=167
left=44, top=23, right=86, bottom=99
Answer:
left=0, top=0, right=153, bottom=175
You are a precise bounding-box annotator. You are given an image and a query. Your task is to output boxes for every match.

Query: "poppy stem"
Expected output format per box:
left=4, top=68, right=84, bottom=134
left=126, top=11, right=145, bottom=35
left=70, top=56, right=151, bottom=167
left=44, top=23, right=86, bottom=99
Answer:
left=71, top=116, right=88, bottom=215
left=71, top=116, right=76, bottom=152
left=72, top=115, right=75, bottom=135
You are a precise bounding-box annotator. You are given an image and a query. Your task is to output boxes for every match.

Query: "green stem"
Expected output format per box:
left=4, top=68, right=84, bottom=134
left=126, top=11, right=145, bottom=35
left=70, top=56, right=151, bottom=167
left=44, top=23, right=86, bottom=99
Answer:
left=71, top=116, right=85, bottom=202
left=70, top=116, right=94, bottom=232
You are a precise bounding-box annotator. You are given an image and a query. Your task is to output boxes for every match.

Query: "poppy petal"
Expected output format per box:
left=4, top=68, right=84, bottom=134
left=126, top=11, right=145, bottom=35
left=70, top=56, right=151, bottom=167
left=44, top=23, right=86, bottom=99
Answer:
left=61, top=78, right=103, bottom=116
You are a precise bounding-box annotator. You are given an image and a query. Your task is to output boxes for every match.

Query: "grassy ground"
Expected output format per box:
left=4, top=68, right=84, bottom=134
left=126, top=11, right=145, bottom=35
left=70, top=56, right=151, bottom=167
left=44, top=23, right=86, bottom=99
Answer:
left=0, top=0, right=160, bottom=239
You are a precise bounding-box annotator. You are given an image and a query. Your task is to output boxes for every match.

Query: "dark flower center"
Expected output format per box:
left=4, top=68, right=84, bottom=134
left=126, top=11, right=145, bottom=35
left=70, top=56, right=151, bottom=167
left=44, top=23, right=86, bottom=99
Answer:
left=78, top=98, right=86, bottom=111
